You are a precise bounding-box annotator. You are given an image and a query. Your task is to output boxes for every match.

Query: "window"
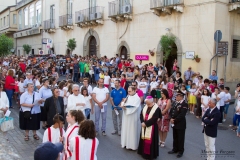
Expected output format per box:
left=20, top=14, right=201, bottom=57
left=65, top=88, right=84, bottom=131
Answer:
left=232, top=39, right=240, bottom=59
left=29, top=4, right=34, bottom=27
left=67, top=0, right=72, bottom=16
left=90, top=0, right=96, bottom=13
left=7, top=15, right=9, bottom=26
left=24, top=7, right=28, bottom=28
left=4, top=17, right=5, bottom=26
left=50, top=5, right=55, bottom=22
left=36, top=1, right=42, bottom=25
left=18, top=10, right=22, bottom=29
left=13, top=14, right=17, bottom=24
left=0, top=18, right=2, bottom=28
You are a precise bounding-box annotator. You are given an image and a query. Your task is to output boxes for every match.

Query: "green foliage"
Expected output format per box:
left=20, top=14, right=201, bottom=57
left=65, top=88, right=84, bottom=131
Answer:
left=67, top=38, right=77, bottom=52
left=23, top=44, right=32, bottom=55
left=160, top=34, right=176, bottom=62
left=0, top=34, right=14, bottom=57
left=192, top=55, right=200, bottom=60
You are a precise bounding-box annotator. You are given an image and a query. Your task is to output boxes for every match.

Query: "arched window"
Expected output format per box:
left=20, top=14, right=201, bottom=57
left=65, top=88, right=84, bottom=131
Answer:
left=36, top=1, right=41, bottom=25
left=29, top=4, right=34, bottom=27
left=24, top=7, right=28, bottom=28
left=18, top=10, right=22, bottom=29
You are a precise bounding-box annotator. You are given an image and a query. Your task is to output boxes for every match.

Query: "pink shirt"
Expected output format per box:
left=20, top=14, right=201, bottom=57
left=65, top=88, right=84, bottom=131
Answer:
left=136, top=89, right=144, bottom=97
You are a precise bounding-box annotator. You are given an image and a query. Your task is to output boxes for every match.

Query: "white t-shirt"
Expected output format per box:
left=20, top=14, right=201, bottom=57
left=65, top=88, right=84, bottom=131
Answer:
left=201, top=95, right=210, bottom=109
left=111, top=78, right=117, bottom=88
left=104, top=75, right=111, bottom=85
left=236, top=101, right=240, bottom=115
left=138, top=64, right=144, bottom=69
left=161, top=81, right=168, bottom=90
left=211, top=93, right=220, bottom=109
left=139, top=82, right=147, bottom=94
left=224, top=93, right=231, bottom=105
left=18, top=82, right=24, bottom=93
left=150, top=81, right=159, bottom=90
left=92, top=87, right=109, bottom=105
left=218, top=91, right=225, bottom=106
left=84, top=95, right=92, bottom=109
left=189, top=88, right=197, bottom=95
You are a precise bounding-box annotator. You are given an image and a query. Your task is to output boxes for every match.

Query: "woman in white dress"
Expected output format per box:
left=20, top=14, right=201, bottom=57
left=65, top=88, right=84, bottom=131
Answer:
left=0, top=83, right=9, bottom=118
left=64, top=110, right=85, bottom=160
left=121, top=86, right=141, bottom=150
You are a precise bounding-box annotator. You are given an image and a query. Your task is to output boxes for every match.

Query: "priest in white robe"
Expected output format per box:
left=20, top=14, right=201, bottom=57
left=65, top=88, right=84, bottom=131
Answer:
left=121, top=86, right=141, bottom=150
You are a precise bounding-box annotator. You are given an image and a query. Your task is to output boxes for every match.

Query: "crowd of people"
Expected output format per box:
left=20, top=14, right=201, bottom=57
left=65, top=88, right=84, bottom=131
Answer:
left=0, top=53, right=239, bottom=160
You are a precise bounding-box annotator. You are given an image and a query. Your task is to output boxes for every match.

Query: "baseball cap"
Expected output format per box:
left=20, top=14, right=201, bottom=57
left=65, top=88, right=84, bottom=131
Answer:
left=34, top=142, right=63, bottom=160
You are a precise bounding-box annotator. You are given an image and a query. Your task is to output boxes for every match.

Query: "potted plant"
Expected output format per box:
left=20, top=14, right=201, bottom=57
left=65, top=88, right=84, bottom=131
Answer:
left=148, top=48, right=155, bottom=56
left=67, top=38, right=77, bottom=56
left=192, top=55, right=201, bottom=63
left=23, top=44, right=32, bottom=55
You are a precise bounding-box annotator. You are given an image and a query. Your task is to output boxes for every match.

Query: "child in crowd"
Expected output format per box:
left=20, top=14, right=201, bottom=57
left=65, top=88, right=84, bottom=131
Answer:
left=103, top=72, right=110, bottom=89
left=120, top=74, right=127, bottom=91
left=139, top=77, right=148, bottom=100
left=218, top=78, right=224, bottom=88
left=66, top=65, right=70, bottom=80
left=99, top=70, right=105, bottom=79
left=209, top=80, right=217, bottom=93
left=223, top=87, right=231, bottom=122
left=81, top=87, right=94, bottom=119
left=201, top=89, right=211, bottom=125
left=14, top=76, right=19, bottom=104
left=110, top=74, right=117, bottom=90
left=43, top=115, right=65, bottom=143
left=150, top=76, right=159, bottom=103
left=188, top=83, right=197, bottom=114
left=18, top=76, right=25, bottom=107
left=172, top=81, right=179, bottom=101
left=186, top=80, right=192, bottom=91
left=181, top=84, right=187, bottom=102
left=211, top=87, right=220, bottom=110
left=232, top=96, right=240, bottom=133
left=167, top=77, right=175, bottom=99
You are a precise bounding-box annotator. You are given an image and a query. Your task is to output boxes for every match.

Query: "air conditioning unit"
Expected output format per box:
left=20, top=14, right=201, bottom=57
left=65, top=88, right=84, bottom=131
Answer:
left=90, top=12, right=103, bottom=20
left=67, top=18, right=73, bottom=25
left=77, top=14, right=85, bottom=23
left=50, top=23, right=55, bottom=28
left=122, top=5, right=131, bottom=14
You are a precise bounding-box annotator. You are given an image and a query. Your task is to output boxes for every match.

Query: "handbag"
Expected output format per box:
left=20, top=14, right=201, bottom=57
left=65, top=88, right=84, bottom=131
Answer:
left=22, top=93, right=35, bottom=119
left=0, top=116, right=14, bottom=132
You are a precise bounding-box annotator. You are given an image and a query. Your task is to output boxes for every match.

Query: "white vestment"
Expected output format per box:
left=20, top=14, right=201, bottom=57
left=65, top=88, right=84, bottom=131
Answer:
left=121, top=93, right=141, bottom=150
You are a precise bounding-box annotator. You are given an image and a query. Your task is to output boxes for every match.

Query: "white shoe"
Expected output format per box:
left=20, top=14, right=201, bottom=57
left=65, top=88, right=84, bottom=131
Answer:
left=160, top=142, right=165, bottom=147
left=223, top=119, right=226, bottom=122
left=102, top=131, right=107, bottom=136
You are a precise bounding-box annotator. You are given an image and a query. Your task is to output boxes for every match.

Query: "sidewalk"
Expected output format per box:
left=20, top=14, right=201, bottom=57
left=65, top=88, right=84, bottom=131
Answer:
left=0, top=104, right=43, bottom=160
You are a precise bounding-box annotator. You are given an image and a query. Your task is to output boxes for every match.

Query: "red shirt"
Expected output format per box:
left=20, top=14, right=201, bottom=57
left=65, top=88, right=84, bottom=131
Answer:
left=120, top=79, right=126, bottom=88
left=4, top=75, right=15, bottom=90
left=118, top=63, right=123, bottom=70
left=19, top=62, right=26, bottom=73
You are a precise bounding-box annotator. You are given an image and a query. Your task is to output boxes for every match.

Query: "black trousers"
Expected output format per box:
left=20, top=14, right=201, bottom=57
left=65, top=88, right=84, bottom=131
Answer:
left=172, top=128, right=185, bottom=154
left=195, top=96, right=202, bottom=117
left=219, top=106, right=224, bottom=123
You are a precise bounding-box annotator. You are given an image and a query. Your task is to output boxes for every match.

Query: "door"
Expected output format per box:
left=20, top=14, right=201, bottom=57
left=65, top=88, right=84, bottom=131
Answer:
left=89, top=36, right=97, bottom=56
left=120, top=46, right=128, bottom=60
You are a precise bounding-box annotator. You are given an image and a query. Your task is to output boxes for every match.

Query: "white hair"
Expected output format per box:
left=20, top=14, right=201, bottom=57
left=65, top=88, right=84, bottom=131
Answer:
left=72, top=84, right=79, bottom=89
left=209, top=98, right=217, bottom=105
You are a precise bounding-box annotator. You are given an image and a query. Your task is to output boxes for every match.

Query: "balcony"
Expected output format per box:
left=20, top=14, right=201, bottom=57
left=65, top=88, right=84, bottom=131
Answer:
left=229, top=0, right=240, bottom=12
left=59, top=14, right=73, bottom=30
left=75, top=7, right=104, bottom=28
left=16, top=0, right=34, bottom=10
left=150, top=0, right=184, bottom=16
left=108, top=0, right=132, bottom=22
left=43, top=19, right=55, bottom=33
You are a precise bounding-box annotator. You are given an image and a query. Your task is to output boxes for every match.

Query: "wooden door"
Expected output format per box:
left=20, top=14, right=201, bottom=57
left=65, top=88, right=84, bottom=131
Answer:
left=89, top=36, right=97, bottom=56
left=120, top=46, right=128, bottom=60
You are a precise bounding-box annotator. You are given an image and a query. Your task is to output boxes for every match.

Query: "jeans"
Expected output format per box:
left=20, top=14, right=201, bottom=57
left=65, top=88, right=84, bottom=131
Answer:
left=85, top=108, right=91, bottom=119
left=224, top=104, right=230, bottom=114
left=73, top=72, right=79, bottom=82
left=112, top=109, right=123, bottom=133
left=238, top=122, right=240, bottom=134
left=5, top=89, right=14, bottom=107
left=233, top=114, right=240, bottom=126
left=95, top=105, right=107, bottom=132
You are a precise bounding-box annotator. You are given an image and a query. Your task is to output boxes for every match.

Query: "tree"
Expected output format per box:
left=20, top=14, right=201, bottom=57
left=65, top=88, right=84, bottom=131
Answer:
left=160, top=33, right=176, bottom=66
left=67, top=38, right=77, bottom=56
left=23, top=44, right=32, bottom=55
left=0, top=34, right=14, bottom=57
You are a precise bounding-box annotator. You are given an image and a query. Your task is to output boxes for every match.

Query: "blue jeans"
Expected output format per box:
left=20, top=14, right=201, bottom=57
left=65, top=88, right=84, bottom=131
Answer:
left=73, top=72, right=79, bottom=82
left=238, top=122, right=240, bottom=134
left=224, top=104, right=230, bottom=114
left=233, top=114, right=240, bottom=126
left=85, top=108, right=91, bottom=119
left=5, top=89, right=14, bottom=107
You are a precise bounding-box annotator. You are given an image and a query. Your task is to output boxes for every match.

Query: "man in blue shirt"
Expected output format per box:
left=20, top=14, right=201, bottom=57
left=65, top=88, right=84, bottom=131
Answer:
left=110, top=80, right=126, bottom=136
left=209, top=70, right=218, bottom=81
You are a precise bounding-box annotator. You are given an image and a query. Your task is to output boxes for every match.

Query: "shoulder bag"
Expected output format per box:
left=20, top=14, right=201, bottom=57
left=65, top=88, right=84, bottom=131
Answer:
left=0, top=116, right=14, bottom=132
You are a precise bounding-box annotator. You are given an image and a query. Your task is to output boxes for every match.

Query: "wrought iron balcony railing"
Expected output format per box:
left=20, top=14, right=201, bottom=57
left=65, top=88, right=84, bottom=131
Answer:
left=59, top=14, right=73, bottom=27
left=16, top=0, right=34, bottom=9
left=108, top=0, right=132, bottom=17
left=43, top=19, right=55, bottom=30
left=75, top=6, right=104, bottom=24
left=150, top=0, right=184, bottom=9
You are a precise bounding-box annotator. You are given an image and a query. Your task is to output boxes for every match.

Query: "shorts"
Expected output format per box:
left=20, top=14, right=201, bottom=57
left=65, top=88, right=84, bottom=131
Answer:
left=150, top=90, right=157, bottom=98
left=224, top=104, right=230, bottom=114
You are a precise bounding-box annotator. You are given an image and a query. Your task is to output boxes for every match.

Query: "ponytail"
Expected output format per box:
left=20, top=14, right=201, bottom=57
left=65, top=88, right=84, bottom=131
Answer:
left=69, top=110, right=85, bottom=124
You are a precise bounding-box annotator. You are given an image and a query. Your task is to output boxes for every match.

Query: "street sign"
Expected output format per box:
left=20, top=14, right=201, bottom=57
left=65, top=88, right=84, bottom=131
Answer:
left=214, top=30, right=222, bottom=42
left=217, top=41, right=228, bottom=55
